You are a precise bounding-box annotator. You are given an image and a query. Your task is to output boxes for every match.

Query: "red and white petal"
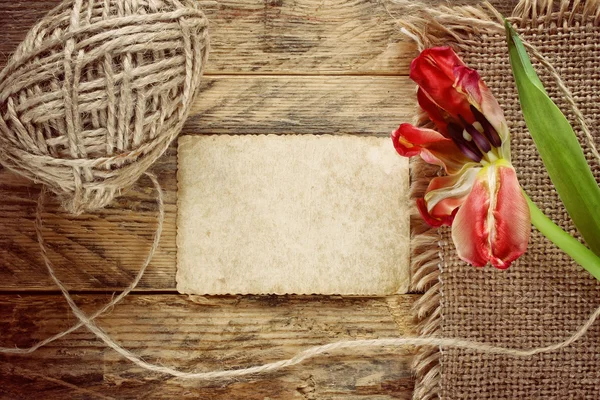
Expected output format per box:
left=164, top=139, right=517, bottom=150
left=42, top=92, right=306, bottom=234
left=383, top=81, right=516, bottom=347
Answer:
left=451, top=163, right=530, bottom=268
left=423, top=166, right=480, bottom=222
left=409, top=46, right=510, bottom=157
left=451, top=170, right=493, bottom=267
left=488, top=165, right=530, bottom=268
left=453, top=65, right=511, bottom=154
left=410, top=47, right=473, bottom=122
left=391, top=123, right=471, bottom=174
left=417, top=198, right=455, bottom=227
left=453, top=65, right=483, bottom=112
left=478, top=82, right=511, bottom=147
left=417, top=88, right=451, bottom=135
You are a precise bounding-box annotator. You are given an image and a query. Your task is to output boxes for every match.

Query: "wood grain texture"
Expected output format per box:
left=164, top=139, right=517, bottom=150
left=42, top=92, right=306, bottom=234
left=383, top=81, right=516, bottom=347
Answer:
left=0, top=147, right=177, bottom=291
left=0, top=74, right=413, bottom=291
left=186, top=75, right=414, bottom=135
left=0, top=0, right=517, bottom=398
left=0, top=294, right=417, bottom=399
left=0, top=0, right=416, bottom=75
left=203, top=0, right=416, bottom=74
left=0, top=1, right=414, bottom=290
left=0, top=0, right=517, bottom=76
left=0, top=1, right=515, bottom=291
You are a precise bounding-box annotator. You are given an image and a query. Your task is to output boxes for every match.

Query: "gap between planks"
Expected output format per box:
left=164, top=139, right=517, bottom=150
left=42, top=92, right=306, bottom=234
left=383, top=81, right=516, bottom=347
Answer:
left=0, top=0, right=418, bottom=76
left=0, top=74, right=416, bottom=291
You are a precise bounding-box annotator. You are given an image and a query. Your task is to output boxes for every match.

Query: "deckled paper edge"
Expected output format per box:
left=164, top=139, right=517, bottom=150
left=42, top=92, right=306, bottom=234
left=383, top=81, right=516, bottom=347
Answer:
left=176, top=134, right=410, bottom=296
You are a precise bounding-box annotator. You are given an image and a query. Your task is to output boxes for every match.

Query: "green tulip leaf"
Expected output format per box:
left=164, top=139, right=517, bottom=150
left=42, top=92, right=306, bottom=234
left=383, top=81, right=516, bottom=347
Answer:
left=505, top=20, right=600, bottom=256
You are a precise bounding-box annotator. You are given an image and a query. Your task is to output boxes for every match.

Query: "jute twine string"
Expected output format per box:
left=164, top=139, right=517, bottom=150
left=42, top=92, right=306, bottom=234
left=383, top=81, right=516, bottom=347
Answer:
left=2, top=174, right=600, bottom=380
left=0, top=172, right=164, bottom=356
left=3, top=0, right=600, bottom=384
left=2, top=180, right=600, bottom=380
left=0, top=0, right=209, bottom=214
left=6, top=81, right=600, bottom=381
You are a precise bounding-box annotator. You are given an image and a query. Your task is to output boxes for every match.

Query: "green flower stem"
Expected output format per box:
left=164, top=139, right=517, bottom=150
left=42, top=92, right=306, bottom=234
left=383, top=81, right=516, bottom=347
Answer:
left=526, top=193, right=600, bottom=281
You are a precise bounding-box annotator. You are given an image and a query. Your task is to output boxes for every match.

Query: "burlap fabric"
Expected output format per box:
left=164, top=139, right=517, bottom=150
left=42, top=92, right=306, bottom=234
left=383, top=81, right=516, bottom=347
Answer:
left=404, top=1, right=600, bottom=398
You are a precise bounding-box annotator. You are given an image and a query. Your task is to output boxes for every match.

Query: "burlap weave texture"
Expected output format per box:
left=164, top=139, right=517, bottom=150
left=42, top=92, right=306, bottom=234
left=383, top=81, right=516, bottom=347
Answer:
left=436, top=5, right=600, bottom=400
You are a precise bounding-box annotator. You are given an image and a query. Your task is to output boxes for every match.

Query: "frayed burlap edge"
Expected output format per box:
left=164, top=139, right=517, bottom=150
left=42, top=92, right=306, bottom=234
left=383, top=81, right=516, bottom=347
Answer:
left=399, top=1, right=600, bottom=399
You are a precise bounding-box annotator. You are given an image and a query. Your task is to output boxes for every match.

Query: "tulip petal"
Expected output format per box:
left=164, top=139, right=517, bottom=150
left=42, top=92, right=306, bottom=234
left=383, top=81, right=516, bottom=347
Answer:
left=424, top=166, right=480, bottom=222
left=451, top=175, right=490, bottom=267
left=451, top=162, right=530, bottom=268
left=392, top=123, right=472, bottom=174
left=410, top=47, right=510, bottom=158
left=417, top=198, right=455, bottom=227
left=488, top=165, right=531, bottom=268
left=410, top=47, right=473, bottom=122
left=417, top=88, right=451, bottom=134
left=453, top=65, right=483, bottom=111
left=454, top=68, right=511, bottom=155
left=478, top=84, right=511, bottom=159
left=411, top=47, right=466, bottom=83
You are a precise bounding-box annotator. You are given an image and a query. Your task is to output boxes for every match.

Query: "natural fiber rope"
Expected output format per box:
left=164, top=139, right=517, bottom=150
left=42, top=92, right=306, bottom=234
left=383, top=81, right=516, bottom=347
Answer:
left=0, top=171, right=164, bottom=356
left=3, top=0, right=600, bottom=383
left=0, top=0, right=209, bottom=214
left=1, top=173, right=599, bottom=380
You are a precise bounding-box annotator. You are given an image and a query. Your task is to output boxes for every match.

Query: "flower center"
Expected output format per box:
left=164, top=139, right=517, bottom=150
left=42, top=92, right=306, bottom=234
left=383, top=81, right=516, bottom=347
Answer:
left=446, top=105, right=503, bottom=164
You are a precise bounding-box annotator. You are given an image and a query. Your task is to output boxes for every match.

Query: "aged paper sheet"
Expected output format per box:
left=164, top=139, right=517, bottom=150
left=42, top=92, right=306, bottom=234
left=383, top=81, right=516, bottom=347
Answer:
left=177, top=134, right=409, bottom=295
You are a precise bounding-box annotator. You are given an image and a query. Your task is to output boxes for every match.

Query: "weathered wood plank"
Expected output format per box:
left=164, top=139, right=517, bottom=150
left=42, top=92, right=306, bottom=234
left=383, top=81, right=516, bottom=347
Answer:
left=0, top=0, right=518, bottom=292
left=0, top=0, right=416, bottom=75
left=202, top=0, right=416, bottom=75
left=0, top=1, right=518, bottom=400
left=0, top=147, right=177, bottom=291
left=0, top=0, right=519, bottom=77
left=187, top=75, right=414, bottom=134
left=0, top=0, right=521, bottom=76
left=0, top=74, right=414, bottom=291
left=0, top=294, right=417, bottom=399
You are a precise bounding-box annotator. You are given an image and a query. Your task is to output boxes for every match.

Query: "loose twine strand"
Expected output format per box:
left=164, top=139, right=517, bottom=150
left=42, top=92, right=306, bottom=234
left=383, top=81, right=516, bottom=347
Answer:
left=1, top=171, right=600, bottom=380
left=0, top=172, right=164, bottom=356
left=2, top=8, right=600, bottom=381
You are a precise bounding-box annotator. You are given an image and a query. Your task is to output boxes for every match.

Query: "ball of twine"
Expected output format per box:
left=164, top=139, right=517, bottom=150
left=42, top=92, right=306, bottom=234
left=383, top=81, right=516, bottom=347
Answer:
left=2, top=1, right=600, bottom=384
left=0, top=0, right=209, bottom=214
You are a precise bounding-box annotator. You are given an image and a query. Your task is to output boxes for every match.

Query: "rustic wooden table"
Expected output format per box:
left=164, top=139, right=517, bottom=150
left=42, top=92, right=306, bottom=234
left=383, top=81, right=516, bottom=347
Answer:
left=0, top=1, right=513, bottom=398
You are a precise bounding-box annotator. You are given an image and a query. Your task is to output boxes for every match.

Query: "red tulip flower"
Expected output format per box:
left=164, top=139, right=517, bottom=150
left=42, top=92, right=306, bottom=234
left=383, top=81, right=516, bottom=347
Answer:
left=392, top=47, right=531, bottom=269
